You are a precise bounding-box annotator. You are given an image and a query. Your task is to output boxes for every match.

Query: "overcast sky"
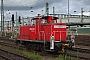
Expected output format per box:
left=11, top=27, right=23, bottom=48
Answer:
left=0, top=0, right=90, bottom=21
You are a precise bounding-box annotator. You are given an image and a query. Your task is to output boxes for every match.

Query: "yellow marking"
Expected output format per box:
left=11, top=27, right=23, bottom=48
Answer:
left=62, top=44, right=69, bottom=47
left=62, top=44, right=69, bottom=53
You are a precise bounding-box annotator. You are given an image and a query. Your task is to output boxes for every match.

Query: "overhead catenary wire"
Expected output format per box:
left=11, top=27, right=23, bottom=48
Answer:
left=4, top=0, right=14, bottom=6
left=10, top=0, right=15, bottom=10
left=22, top=0, right=37, bottom=6
left=16, top=0, right=24, bottom=6
left=3, top=0, right=37, bottom=19
left=4, top=0, right=24, bottom=11
left=4, top=0, right=37, bottom=11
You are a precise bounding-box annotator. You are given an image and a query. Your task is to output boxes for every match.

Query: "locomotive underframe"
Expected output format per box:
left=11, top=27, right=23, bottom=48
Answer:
left=16, top=39, right=74, bottom=52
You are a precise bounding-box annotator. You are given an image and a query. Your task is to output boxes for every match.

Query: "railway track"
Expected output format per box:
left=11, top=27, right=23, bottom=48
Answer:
left=0, top=41, right=57, bottom=60
left=66, top=48, right=90, bottom=60
left=0, top=48, right=33, bottom=60
left=75, top=35, right=90, bottom=46
left=0, top=38, right=90, bottom=60
left=0, top=38, right=15, bottom=45
left=0, top=40, right=33, bottom=60
left=0, top=54, right=12, bottom=60
left=73, top=47, right=90, bottom=53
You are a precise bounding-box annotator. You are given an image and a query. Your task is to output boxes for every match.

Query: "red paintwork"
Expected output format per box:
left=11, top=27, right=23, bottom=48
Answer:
left=17, top=15, right=66, bottom=42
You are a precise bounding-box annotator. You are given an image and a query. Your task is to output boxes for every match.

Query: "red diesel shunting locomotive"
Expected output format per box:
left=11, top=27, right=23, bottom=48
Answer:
left=16, top=14, right=75, bottom=52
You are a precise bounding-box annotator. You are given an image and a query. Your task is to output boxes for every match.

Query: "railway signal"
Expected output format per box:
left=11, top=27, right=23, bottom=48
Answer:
left=11, top=14, right=15, bottom=39
left=19, top=16, right=21, bottom=24
left=12, top=14, right=14, bottom=23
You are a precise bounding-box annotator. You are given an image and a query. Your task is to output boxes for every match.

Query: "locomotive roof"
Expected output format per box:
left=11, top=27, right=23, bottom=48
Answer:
left=42, top=16, right=59, bottom=20
left=32, top=16, right=59, bottom=20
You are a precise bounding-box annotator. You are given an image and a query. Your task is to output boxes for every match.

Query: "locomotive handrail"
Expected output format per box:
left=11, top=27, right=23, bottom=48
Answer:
left=39, top=31, right=46, bottom=49
left=39, top=31, right=45, bottom=40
